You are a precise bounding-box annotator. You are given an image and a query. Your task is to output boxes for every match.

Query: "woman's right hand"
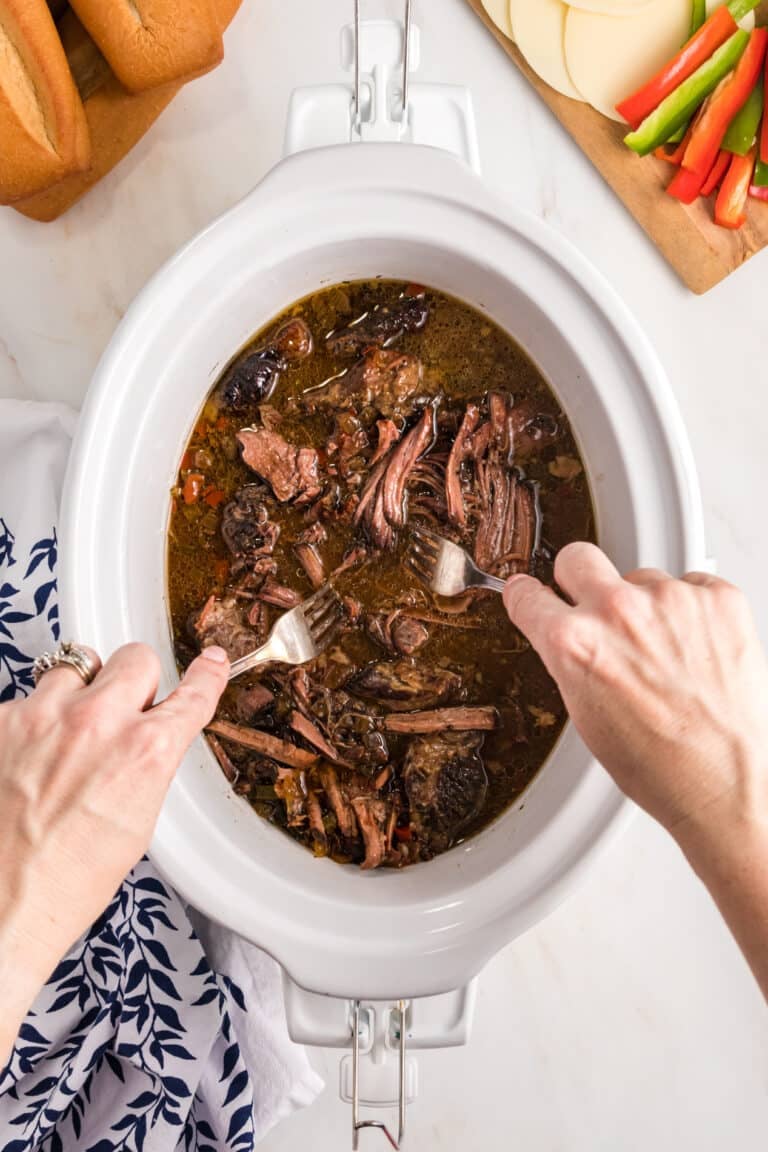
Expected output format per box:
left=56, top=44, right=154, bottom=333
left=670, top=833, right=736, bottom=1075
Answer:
left=503, top=543, right=768, bottom=848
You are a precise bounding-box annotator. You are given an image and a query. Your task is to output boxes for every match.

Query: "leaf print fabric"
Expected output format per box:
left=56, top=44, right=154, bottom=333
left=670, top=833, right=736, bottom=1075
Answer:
left=0, top=401, right=322, bottom=1150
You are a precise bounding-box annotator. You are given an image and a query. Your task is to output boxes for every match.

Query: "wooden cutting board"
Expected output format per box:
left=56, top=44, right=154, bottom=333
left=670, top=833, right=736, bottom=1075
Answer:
left=465, top=0, right=768, bottom=293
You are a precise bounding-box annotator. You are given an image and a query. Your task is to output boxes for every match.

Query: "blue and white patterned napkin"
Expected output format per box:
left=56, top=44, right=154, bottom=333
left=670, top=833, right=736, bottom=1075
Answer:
left=0, top=400, right=323, bottom=1151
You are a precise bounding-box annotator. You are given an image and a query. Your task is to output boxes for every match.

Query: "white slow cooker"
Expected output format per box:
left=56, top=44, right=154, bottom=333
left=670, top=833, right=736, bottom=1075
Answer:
left=58, top=26, right=706, bottom=1134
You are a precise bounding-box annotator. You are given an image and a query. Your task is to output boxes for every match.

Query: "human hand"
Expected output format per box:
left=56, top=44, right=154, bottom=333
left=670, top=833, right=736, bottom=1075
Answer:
left=0, top=643, right=229, bottom=1048
left=503, top=543, right=768, bottom=845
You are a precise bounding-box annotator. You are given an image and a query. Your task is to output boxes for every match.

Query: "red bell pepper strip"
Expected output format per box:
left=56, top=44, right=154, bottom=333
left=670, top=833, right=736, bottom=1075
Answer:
left=683, top=28, right=768, bottom=177
left=616, top=4, right=739, bottom=128
left=749, top=183, right=768, bottom=200
left=762, top=52, right=768, bottom=163
left=667, top=162, right=710, bottom=204
left=701, top=149, right=732, bottom=196
left=715, top=145, right=757, bottom=228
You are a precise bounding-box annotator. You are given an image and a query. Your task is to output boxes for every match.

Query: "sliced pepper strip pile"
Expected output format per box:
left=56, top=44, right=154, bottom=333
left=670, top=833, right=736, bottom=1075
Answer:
left=616, top=4, right=739, bottom=128
left=682, top=28, right=768, bottom=177
left=762, top=50, right=768, bottom=163
left=624, top=31, right=750, bottom=157
left=715, top=144, right=758, bottom=227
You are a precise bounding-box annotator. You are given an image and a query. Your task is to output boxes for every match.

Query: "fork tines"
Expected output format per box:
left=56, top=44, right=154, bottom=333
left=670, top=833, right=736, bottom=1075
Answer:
left=407, top=526, right=439, bottom=589
left=302, top=582, right=343, bottom=648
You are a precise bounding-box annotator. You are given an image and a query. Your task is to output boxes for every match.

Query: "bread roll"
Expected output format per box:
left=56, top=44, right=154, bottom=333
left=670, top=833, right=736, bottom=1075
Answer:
left=67, top=0, right=224, bottom=92
left=0, top=0, right=90, bottom=202
left=13, top=0, right=243, bottom=222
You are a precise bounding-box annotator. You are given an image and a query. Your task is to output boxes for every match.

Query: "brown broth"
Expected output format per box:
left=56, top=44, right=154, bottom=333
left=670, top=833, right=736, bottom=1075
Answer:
left=167, top=281, right=595, bottom=860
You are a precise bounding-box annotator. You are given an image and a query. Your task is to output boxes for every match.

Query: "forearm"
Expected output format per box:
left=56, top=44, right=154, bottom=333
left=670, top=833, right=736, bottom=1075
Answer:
left=0, top=894, right=56, bottom=1068
left=676, top=803, right=768, bottom=1000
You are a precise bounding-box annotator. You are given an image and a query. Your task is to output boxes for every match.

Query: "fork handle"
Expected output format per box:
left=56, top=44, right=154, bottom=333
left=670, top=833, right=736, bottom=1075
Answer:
left=228, top=641, right=275, bottom=681
left=474, top=572, right=508, bottom=594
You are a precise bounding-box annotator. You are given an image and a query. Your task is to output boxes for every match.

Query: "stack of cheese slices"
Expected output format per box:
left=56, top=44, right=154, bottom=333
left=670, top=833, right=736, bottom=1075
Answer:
left=1, top=0, right=242, bottom=221
left=481, top=0, right=755, bottom=121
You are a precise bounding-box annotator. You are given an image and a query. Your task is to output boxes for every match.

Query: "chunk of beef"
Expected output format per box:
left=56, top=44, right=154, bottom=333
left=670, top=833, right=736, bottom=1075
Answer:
left=232, top=682, right=275, bottom=723
left=348, top=659, right=461, bottom=711
left=369, top=418, right=401, bottom=467
left=257, top=580, right=301, bottom=609
left=289, top=709, right=341, bottom=762
left=383, top=706, right=499, bottom=734
left=293, top=523, right=327, bottom=590
left=207, top=720, right=319, bottom=771
left=471, top=393, right=541, bottom=578
left=367, top=611, right=429, bottom=656
left=351, top=795, right=390, bottom=870
left=307, top=348, right=426, bottom=420
left=221, top=485, right=279, bottom=558
left=192, top=595, right=262, bottom=661
left=354, top=403, right=438, bottom=549
left=446, top=403, right=480, bottom=528
left=318, top=765, right=357, bottom=841
left=326, top=293, right=429, bottom=358
left=238, top=429, right=322, bottom=505
left=404, top=732, right=488, bottom=846
left=328, top=411, right=369, bottom=478
left=306, top=789, right=328, bottom=854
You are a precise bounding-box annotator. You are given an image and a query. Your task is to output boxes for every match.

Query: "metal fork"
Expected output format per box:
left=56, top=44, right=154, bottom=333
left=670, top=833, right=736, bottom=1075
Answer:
left=407, top=526, right=507, bottom=596
left=228, top=583, right=343, bottom=681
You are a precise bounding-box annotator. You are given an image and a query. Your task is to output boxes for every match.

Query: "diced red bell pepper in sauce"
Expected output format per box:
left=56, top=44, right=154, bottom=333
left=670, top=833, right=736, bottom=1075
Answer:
left=715, top=145, right=758, bottom=228
left=683, top=28, right=768, bottom=177
left=182, top=472, right=205, bottom=504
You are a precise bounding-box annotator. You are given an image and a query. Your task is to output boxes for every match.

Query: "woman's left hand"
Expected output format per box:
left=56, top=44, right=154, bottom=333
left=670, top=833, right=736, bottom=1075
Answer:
left=0, top=642, right=229, bottom=1061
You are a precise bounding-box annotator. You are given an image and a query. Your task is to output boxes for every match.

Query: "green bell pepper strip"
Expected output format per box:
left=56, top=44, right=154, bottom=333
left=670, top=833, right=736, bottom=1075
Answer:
left=690, top=0, right=707, bottom=37
left=723, top=75, right=764, bottom=153
left=624, top=31, right=750, bottom=157
left=729, top=0, right=762, bottom=21
left=665, top=0, right=710, bottom=146
left=753, top=157, right=768, bottom=186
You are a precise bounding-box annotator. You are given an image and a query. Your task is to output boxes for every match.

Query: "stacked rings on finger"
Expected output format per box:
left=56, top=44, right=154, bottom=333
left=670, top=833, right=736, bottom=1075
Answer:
left=33, top=642, right=101, bottom=687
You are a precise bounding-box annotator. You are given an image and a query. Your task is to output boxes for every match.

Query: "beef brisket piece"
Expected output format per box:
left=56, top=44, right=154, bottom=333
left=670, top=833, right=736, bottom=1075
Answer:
left=306, top=348, right=426, bottom=420
left=404, top=731, right=488, bottom=845
left=347, top=659, right=460, bottom=712
left=192, top=595, right=263, bottom=662
left=237, top=429, right=322, bottom=505
left=326, top=293, right=429, bottom=358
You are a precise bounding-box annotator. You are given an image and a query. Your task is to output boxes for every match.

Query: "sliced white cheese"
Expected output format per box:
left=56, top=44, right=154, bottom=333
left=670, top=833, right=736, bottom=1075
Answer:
left=509, top=0, right=585, bottom=101
left=706, top=0, right=754, bottom=31
left=480, top=0, right=514, bottom=41
left=567, top=0, right=653, bottom=13
left=565, top=0, right=692, bottom=122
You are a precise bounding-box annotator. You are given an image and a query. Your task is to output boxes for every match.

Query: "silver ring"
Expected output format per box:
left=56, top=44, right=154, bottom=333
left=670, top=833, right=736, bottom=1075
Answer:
left=33, top=642, right=101, bottom=687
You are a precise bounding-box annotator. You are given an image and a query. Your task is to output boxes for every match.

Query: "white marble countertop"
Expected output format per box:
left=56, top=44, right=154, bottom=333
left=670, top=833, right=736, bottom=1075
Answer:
left=2, top=1, right=767, bottom=1147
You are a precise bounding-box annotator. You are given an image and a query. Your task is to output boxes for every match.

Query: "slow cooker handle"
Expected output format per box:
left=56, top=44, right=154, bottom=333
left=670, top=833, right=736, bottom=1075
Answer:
left=283, top=0, right=482, bottom=176
left=283, top=977, right=478, bottom=1149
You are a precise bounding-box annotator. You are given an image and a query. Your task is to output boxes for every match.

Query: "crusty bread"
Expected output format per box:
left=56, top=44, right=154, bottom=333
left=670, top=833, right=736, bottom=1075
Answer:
left=67, top=0, right=224, bottom=93
left=0, top=0, right=90, bottom=202
left=13, top=0, right=243, bottom=223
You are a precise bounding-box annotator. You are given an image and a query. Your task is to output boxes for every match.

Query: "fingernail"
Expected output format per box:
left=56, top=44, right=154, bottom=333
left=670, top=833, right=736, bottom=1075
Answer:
left=201, top=646, right=229, bottom=664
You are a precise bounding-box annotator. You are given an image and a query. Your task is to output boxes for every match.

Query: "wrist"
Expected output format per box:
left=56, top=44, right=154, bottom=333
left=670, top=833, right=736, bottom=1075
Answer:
left=672, top=751, right=768, bottom=885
